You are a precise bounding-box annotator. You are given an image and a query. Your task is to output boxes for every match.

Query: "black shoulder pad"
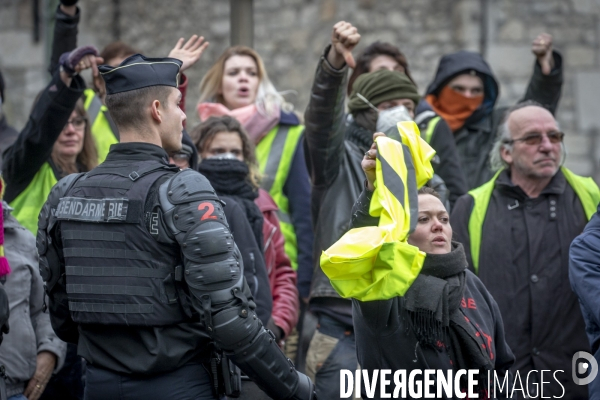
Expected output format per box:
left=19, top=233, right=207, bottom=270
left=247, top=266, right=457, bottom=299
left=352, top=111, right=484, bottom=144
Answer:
left=166, top=169, right=219, bottom=205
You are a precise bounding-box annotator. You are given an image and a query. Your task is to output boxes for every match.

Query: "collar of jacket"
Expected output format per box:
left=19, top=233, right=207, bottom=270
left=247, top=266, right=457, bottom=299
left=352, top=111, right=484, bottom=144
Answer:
left=2, top=202, right=21, bottom=230
left=495, top=168, right=566, bottom=200
left=452, top=111, right=493, bottom=136
left=105, top=142, right=170, bottom=163
left=279, top=109, right=300, bottom=126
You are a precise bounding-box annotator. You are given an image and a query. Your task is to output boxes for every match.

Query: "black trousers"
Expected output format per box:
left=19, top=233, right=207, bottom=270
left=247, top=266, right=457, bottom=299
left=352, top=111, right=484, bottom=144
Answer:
left=84, top=363, right=215, bottom=400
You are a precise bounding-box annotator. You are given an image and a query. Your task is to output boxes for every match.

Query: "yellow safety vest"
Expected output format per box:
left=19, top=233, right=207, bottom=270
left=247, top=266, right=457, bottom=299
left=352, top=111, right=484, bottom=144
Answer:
left=10, top=162, right=58, bottom=234
left=422, top=116, right=440, bottom=144
left=83, top=89, right=119, bottom=163
left=256, top=124, right=304, bottom=271
left=320, top=122, right=435, bottom=301
left=467, top=167, right=600, bottom=273
left=9, top=90, right=117, bottom=235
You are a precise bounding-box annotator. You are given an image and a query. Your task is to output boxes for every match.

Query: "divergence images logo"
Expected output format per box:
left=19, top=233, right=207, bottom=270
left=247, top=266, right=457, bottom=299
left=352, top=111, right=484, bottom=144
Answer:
left=572, top=351, right=598, bottom=385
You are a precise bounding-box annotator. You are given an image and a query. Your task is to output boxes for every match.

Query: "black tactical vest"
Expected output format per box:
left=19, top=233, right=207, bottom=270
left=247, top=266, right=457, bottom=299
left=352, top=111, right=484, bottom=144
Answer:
left=55, top=159, right=189, bottom=326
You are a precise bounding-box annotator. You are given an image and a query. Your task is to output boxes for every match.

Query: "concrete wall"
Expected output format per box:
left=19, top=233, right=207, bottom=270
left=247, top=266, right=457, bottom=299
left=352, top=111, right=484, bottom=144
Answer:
left=2, top=0, right=600, bottom=177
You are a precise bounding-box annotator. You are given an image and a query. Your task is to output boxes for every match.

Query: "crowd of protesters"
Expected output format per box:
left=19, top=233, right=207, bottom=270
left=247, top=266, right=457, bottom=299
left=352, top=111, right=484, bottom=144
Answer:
left=1, top=0, right=600, bottom=399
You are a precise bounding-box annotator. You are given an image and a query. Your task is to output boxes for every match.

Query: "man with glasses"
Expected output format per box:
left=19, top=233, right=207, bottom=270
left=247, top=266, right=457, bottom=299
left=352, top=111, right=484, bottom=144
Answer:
left=451, top=100, right=600, bottom=399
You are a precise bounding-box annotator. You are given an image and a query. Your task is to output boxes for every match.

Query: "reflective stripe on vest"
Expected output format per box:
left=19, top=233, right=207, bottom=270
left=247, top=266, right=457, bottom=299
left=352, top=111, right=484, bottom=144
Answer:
left=320, top=124, right=435, bottom=301
left=422, top=116, right=440, bottom=144
left=10, top=162, right=58, bottom=234
left=256, top=124, right=304, bottom=270
left=467, top=167, right=600, bottom=273
left=84, top=89, right=119, bottom=163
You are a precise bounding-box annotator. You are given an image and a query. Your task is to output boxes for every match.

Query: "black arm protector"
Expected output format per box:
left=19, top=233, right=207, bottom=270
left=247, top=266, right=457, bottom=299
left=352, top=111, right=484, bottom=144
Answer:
left=159, top=169, right=315, bottom=400
left=36, top=173, right=83, bottom=344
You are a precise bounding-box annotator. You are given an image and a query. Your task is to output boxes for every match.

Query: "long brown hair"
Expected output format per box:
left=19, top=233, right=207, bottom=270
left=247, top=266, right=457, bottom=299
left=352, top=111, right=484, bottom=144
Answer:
left=198, top=46, right=292, bottom=116
left=190, top=116, right=261, bottom=188
left=52, top=98, right=98, bottom=176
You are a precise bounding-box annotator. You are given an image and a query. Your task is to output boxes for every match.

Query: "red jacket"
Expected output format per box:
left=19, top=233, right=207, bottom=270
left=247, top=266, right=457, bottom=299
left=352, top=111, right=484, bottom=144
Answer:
left=255, top=189, right=299, bottom=339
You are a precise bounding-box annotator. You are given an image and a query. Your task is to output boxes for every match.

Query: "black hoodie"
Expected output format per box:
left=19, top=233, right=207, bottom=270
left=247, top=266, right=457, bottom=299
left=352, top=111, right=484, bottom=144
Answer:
left=425, top=51, right=499, bottom=126
left=420, top=50, right=563, bottom=189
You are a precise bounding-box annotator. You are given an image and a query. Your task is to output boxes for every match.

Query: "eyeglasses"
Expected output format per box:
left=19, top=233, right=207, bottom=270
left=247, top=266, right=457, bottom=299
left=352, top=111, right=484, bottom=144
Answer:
left=65, top=117, right=86, bottom=130
left=504, top=131, right=564, bottom=146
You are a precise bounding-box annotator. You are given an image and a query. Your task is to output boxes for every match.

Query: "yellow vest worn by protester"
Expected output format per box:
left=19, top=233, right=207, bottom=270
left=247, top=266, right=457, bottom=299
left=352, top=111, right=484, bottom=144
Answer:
left=422, top=116, right=440, bottom=144
left=10, top=90, right=118, bottom=235
left=320, top=122, right=435, bottom=301
left=10, top=162, right=58, bottom=234
left=256, top=124, right=304, bottom=271
left=468, top=167, right=600, bottom=273
left=84, top=88, right=119, bottom=163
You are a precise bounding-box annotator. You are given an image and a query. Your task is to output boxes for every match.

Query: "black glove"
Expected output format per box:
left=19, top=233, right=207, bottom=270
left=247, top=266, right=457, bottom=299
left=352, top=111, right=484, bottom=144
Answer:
left=0, top=286, right=9, bottom=347
left=60, top=0, right=78, bottom=6
left=266, top=318, right=284, bottom=343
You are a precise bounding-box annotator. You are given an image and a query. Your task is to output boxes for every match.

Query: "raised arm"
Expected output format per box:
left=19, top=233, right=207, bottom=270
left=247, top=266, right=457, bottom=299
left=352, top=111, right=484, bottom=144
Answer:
left=49, top=0, right=80, bottom=76
left=3, top=50, right=102, bottom=203
left=167, top=34, right=209, bottom=114
left=303, top=22, right=360, bottom=188
left=520, top=33, right=563, bottom=114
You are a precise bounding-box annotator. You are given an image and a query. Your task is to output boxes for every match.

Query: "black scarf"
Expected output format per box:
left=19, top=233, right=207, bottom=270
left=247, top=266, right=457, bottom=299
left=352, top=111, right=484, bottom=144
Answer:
left=346, top=110, right=378, bottom=153
left=197, top=158, right=264, bottom=252
left=403, top=242, right=493, bottom=378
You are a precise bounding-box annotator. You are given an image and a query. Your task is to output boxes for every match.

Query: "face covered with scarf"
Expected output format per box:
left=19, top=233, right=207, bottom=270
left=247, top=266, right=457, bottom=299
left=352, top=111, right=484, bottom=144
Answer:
left=425, top=72, right=484, bottom=132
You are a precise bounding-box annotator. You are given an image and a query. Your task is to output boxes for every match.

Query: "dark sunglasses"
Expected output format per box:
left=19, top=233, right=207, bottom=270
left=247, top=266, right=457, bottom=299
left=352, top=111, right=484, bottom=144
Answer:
left=504, top=131, right=564, bottom=146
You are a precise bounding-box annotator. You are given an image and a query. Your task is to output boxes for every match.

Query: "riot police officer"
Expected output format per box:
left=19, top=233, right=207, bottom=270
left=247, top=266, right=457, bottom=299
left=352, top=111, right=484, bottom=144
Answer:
left=37, top=54, right=315, bottom=400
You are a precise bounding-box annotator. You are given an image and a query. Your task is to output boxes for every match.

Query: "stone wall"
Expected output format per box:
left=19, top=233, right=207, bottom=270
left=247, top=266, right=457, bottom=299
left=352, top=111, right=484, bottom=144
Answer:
left=2, top=0, right=600, bottom=177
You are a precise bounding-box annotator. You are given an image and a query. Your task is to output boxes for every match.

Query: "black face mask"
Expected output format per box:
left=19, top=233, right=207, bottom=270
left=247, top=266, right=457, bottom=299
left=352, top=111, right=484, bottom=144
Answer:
left=197, top=158, right=257, bottom=201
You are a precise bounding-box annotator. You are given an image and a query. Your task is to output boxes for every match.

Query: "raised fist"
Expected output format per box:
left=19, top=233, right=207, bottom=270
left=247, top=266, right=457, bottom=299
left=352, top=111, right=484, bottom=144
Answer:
left=327, top=21, right=361, bottom=70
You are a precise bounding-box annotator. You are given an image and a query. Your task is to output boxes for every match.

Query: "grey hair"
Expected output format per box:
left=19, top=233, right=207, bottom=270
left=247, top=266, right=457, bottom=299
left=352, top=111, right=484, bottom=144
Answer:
left=488, top=100, right=566, bottom=172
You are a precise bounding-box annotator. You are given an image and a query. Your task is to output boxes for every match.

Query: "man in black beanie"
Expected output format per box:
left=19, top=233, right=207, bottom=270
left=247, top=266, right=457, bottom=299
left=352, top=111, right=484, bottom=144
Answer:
left=37, top=54, right=315, bottom=400
left=0, top=69, right=18, bottom=168
left=302, top=21, right=429, bottom=400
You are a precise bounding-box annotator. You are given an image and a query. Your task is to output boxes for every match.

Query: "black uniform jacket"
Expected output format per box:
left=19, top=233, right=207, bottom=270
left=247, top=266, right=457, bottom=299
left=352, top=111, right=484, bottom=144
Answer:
left=50, top=143, right=272, bottom=375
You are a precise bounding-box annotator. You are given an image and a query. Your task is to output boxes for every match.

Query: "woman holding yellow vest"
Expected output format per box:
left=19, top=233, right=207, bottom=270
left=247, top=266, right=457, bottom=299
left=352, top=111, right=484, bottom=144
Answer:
left=2, top=48, right=100, bottom=234
left=337, top=134, right=514, bottom=397
left=197, top=47, right=314, bottom=299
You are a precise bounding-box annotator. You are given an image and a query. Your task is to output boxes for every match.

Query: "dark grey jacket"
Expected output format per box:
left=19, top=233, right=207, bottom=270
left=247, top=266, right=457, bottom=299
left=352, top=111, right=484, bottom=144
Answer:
left=0, top=116, right=18, bottom=170
left=303, top=47, right=364, bottom=323
left=451, top=170, right=590, bottom=399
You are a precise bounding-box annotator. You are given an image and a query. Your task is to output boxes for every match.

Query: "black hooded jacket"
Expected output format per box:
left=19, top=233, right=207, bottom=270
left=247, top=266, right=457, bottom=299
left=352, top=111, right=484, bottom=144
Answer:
left=420, top=50, right=563, bottom=189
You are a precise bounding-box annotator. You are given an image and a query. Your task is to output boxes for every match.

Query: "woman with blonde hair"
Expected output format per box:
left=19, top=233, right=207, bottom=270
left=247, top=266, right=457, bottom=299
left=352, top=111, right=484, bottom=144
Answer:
left=198, top=46, right=314, bottom=301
